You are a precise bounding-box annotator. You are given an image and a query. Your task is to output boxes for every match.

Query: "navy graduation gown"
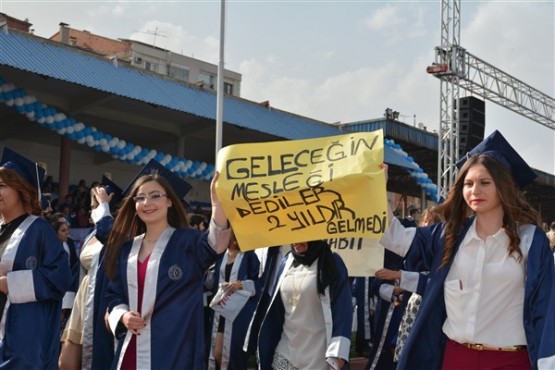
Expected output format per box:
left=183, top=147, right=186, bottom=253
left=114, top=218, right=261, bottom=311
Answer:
left=352, top=276, right=374, bottom=355
left=538, top=253, right=555, bottom=369
left=61, top=237, right=80, bottom=311
left=107, top=227, right=218, bottom=370
left=257, top=253, right=353, bottom=370
left=79, top=212, right=115, bottom=370
left=0, top=216, right=71, bottom=369
left=207, top=250, right=260, bottom=370
left=387, top=218, right=554, bottom=370
left=244, top=246, right=282, bottom=355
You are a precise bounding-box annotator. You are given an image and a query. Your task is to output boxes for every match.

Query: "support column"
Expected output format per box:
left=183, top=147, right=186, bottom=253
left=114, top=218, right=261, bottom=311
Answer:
left=58, top=137, right=71, bottom=202
left=177, top=135, right=186, bottom=157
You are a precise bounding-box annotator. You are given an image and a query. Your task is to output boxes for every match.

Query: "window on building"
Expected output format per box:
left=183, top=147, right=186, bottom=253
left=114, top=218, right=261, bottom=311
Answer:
left=198, top=71, right=215, bottom=89
left=169, top=65, right=189, bottom=82
left=145, top=61, right=158, bottom=73
left=224, top=82, right=234, bottom=95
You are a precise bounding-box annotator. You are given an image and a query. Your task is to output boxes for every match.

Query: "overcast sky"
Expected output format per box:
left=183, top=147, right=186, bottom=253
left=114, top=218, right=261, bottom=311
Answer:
left=1, top=0, right=554, bottom=175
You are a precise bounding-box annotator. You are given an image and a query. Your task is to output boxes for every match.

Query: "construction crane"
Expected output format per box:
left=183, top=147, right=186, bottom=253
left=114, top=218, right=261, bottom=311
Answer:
left=427, top=0, right=555, bottom=201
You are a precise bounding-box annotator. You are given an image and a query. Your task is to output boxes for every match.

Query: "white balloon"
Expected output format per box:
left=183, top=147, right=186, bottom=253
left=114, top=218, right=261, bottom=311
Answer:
left=23, top=95, right=36, bottom=105
left=54, top=113, right=67, bottom=122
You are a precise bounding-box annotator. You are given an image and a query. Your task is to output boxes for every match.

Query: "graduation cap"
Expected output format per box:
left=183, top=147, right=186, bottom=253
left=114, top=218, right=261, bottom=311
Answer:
left=455, top=130, right=537, bottom=187
left=0, top=147, right=46, bottom=197
left=40, top=194, right=52, bottom=211
left=102, top=175, right=123, bottom=204
left=122, top=159, right=192, bottom=200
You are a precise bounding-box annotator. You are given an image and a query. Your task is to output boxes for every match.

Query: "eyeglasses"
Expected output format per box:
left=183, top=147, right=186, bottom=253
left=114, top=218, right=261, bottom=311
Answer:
left=133, top=193, right=168, bottom=203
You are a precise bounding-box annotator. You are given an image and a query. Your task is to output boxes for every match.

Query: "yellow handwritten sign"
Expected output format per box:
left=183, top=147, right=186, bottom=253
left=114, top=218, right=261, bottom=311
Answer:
left=215, top=130, right=388, bottom=251
left=327, top=237, right=385, bottom=277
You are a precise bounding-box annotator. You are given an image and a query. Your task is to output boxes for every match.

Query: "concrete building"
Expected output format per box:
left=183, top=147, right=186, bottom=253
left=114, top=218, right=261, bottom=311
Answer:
left=49, top=24, right=242, bottom=97
left=0, top=12, right=33, bottom=33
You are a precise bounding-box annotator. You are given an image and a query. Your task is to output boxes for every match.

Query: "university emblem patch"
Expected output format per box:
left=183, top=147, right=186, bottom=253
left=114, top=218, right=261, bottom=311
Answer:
left=25, top=256, right=38, bottom=269
left=168, top=264, right=183, bottom=281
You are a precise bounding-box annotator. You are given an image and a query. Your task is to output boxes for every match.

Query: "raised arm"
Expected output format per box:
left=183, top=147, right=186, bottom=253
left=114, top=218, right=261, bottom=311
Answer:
left=379, top=163, right=417, bottom=258
left=208, top=172, right=231, bottom=254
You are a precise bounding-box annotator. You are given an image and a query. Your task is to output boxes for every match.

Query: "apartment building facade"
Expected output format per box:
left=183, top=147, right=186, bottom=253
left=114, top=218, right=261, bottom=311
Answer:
left=50, top=24, right=241, bottom=97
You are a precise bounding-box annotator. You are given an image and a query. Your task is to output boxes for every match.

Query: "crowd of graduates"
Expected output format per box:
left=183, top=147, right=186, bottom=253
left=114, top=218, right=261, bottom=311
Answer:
left=0, top=129, right=554, bottom=370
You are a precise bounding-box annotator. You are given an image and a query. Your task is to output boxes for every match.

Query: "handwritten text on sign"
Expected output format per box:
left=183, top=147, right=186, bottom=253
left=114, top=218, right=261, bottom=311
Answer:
left=216, top=131, right=388, bottom=251
left=327, top=237, right=384, bottom=277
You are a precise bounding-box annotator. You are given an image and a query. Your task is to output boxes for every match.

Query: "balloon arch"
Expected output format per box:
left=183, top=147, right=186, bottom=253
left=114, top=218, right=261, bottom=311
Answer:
left=0, top=76, right=438, bottom=201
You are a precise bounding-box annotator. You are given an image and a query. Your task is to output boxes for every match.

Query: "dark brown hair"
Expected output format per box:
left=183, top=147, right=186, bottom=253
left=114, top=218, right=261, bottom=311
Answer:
left=49, top=212, right=67, bottom=224
left=436, top=154, right=539, bottom=269
left=418, top=206, right=443, bottom=227
left=50, top=220, right=68, bottom=241
left=0, top=167, right=42, bottom=216
left=105, top=174, right=189, bottom=280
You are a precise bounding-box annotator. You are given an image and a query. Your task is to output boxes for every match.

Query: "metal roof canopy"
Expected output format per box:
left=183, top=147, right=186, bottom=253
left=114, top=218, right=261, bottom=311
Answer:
left=1, top=28, right=554, bottom=221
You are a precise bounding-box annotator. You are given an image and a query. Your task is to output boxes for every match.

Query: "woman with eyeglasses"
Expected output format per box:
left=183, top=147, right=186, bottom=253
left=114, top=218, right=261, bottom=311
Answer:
left=104, top=161, right=230, bottom=370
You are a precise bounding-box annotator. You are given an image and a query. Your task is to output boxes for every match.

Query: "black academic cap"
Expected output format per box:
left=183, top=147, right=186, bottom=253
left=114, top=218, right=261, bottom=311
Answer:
left=40, top=194, right=51, bottom=211
left=0, top=147, right=46, bottom=193
left=455, top=130, right=537, bottom=187
left=102, top=175, right=123, bottom=204
left=122, top=159, right=192, bottom=200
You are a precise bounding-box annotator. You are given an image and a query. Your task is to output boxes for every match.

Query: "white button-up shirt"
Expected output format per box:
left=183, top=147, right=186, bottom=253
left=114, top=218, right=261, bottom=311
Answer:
left=442, top=219, right=527, bottom=347
left=380, top=217, right=529, bottom=348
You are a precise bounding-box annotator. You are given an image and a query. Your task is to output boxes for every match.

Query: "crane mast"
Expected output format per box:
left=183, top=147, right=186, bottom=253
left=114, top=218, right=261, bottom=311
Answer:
left=430, top=0, right=555, bottom=201
left=434, top=0, right=462, bottom=201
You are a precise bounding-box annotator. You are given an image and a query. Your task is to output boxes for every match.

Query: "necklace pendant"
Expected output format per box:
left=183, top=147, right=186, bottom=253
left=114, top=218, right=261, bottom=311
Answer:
left=290, top=296, right=298, bottom=306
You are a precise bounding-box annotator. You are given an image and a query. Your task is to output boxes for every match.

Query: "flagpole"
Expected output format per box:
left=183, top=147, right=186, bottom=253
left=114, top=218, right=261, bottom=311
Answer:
left=215, top=0, right=226, bottom=161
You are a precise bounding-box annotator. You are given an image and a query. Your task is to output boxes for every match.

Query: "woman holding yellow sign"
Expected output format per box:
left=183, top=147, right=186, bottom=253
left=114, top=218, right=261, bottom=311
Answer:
left=379, top=131, right=554, bottom=370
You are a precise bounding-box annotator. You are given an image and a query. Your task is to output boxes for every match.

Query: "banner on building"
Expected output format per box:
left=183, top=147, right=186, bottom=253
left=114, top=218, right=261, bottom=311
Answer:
left=215, top=130, right=388, bottom=251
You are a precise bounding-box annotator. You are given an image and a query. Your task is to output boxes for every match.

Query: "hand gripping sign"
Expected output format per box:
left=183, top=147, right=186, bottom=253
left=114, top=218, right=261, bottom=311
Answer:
left=215, top=130, right=388, bottom=252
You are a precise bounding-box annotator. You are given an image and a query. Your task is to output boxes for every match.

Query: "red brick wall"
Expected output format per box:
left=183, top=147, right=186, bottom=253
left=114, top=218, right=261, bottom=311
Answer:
left=0, top=14, right=32, bottom=33
left=50, top=28, right=131, bottom=59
